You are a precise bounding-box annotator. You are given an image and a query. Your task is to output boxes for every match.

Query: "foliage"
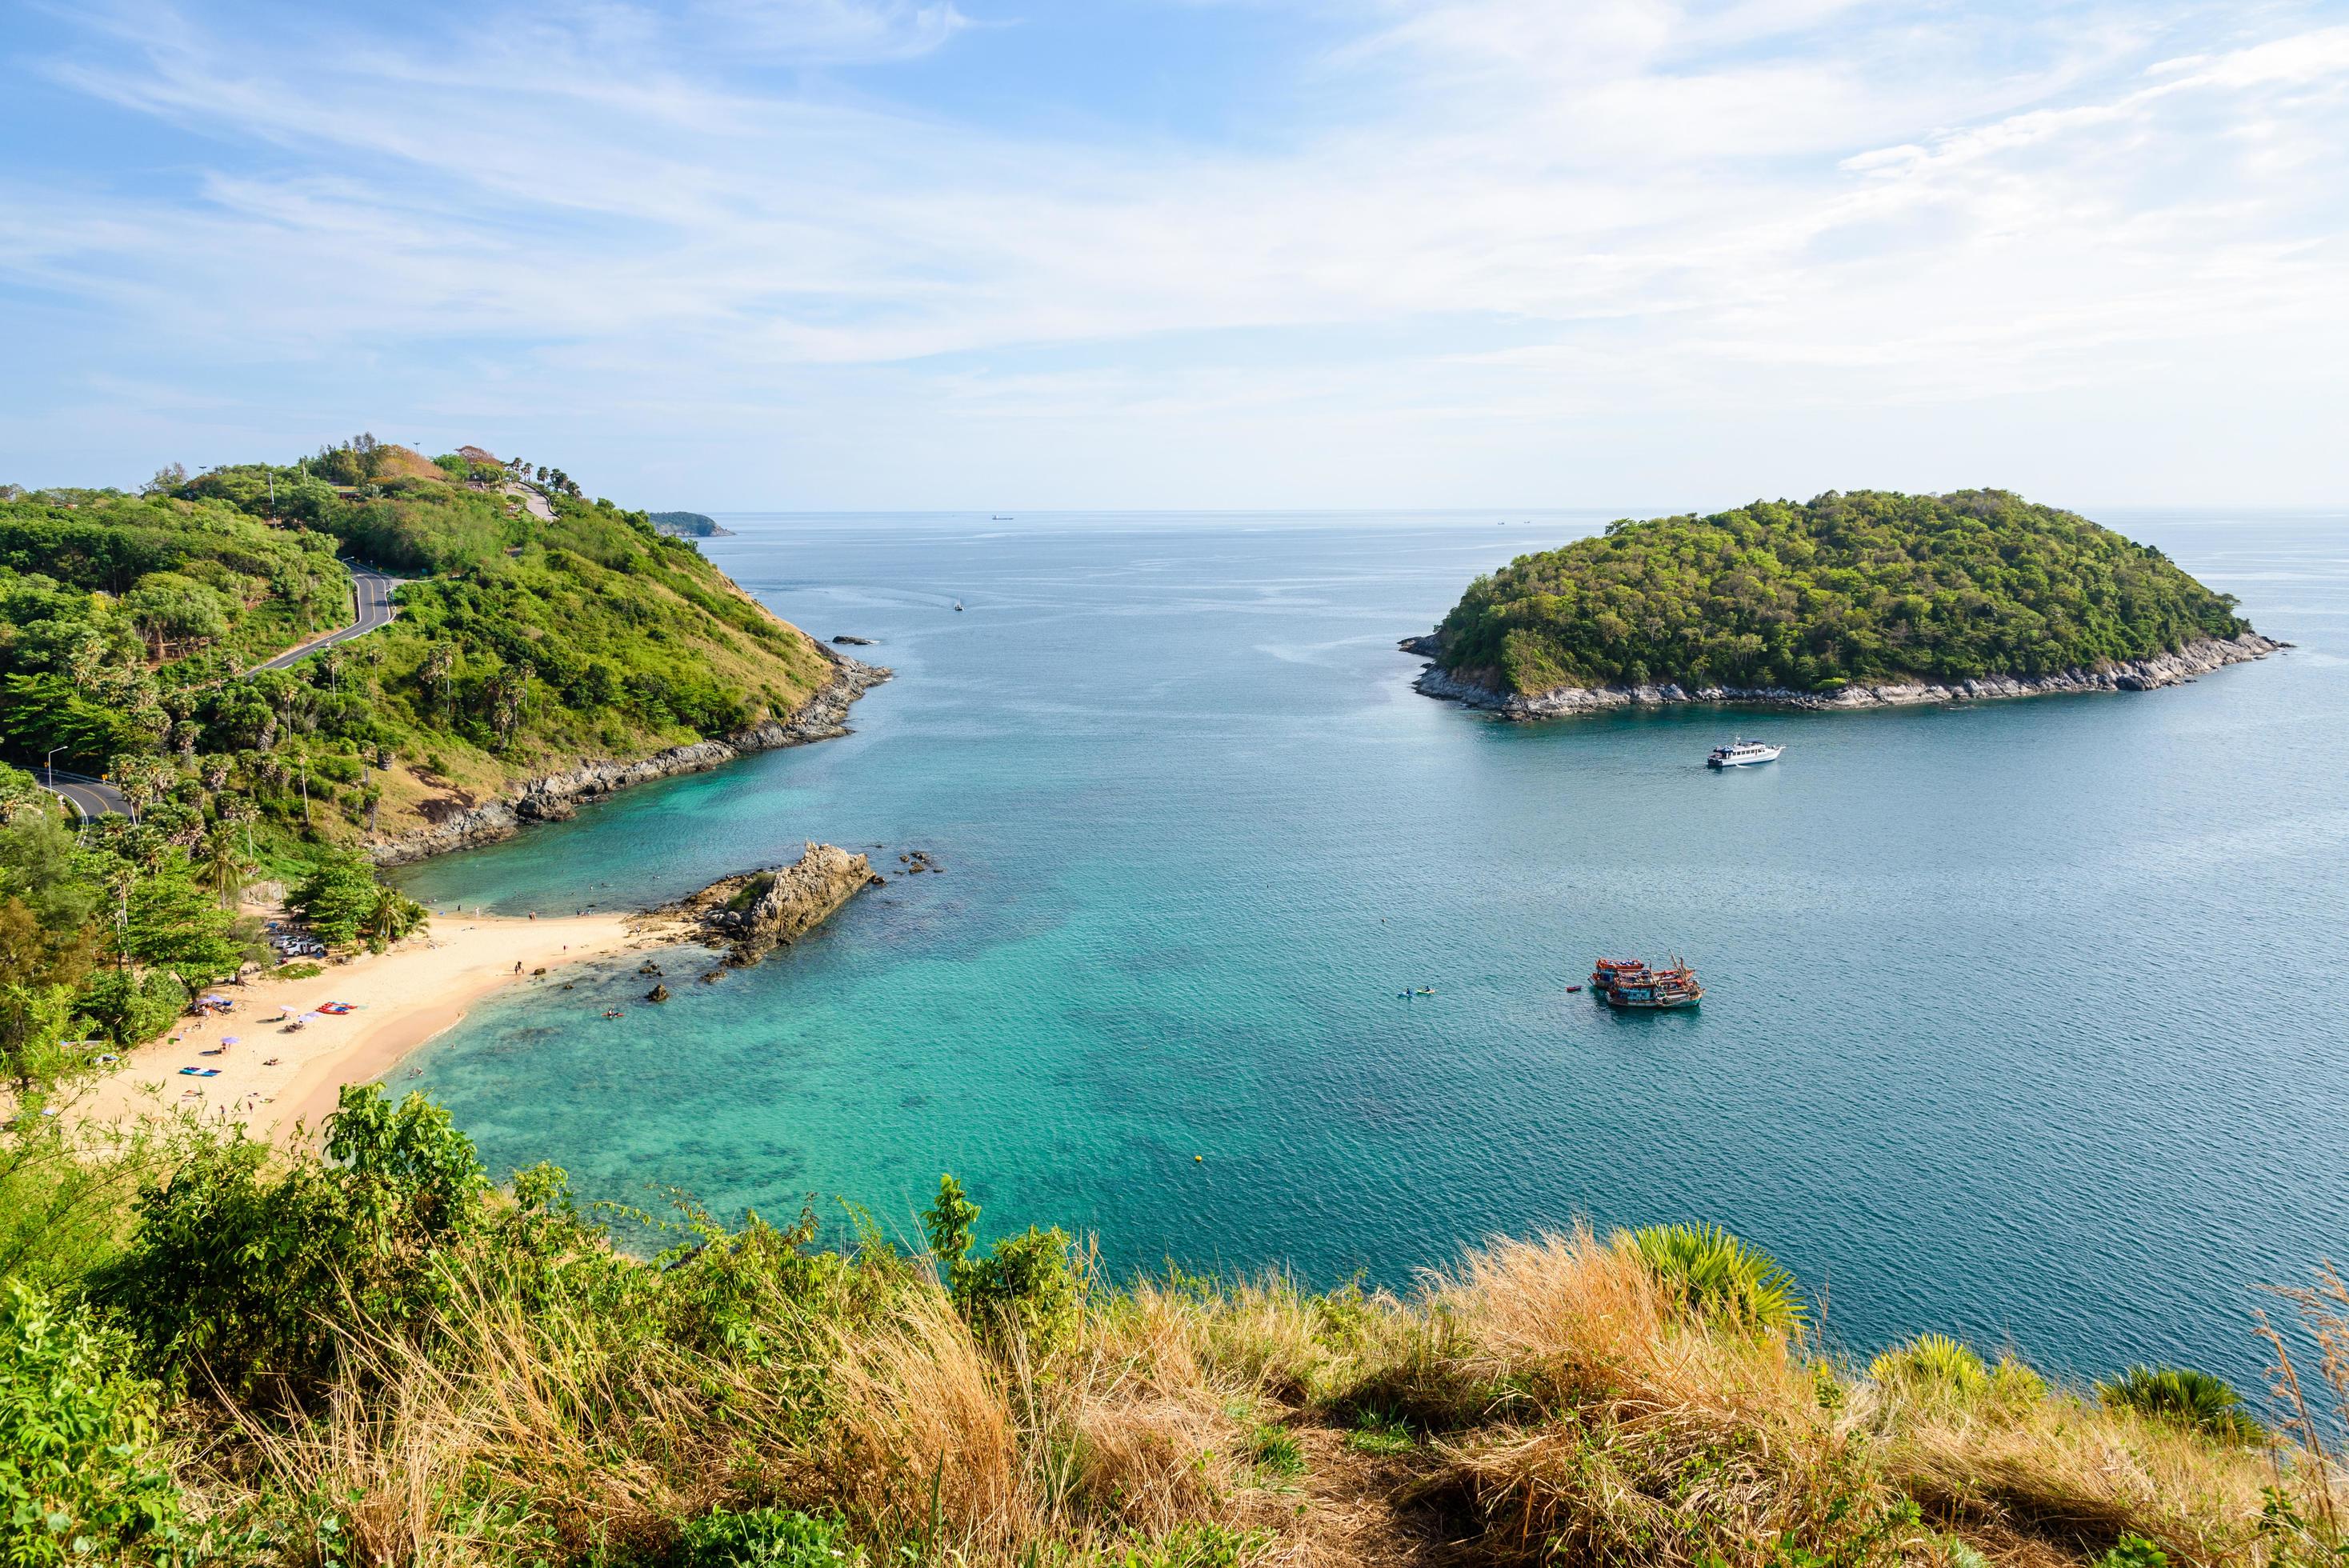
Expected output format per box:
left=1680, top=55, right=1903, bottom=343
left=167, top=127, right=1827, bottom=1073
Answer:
left=1432, top=490, right=2251, bottom=694
left=0, top=1279, right=186, bottom=1564
left=1619, top=1222, right=1806, bottom=1331
left=2097, top=1535, right=2171, bottom=1568
left=672, top=1507, right=864, bottom=1566
left=922, top=1173, right=1083, bottom=1352
left=98, top=1084, right=490, bottom=1398
left=2099, top=1365, right=2265, bottom=1441
left=1867, top=1333, right=1987, bottom=1394
left=290, top=850, right=425, bottom=950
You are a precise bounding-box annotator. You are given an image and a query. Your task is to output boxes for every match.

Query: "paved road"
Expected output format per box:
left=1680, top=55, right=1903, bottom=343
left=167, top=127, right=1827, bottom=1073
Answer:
left=40, top=769, right=130, bottom=821
left=252, top=566, right=402, bottom=671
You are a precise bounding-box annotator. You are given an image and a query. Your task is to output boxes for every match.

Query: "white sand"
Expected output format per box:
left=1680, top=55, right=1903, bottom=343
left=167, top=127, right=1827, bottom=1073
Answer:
left=74, top=910, right=672, bottom=1142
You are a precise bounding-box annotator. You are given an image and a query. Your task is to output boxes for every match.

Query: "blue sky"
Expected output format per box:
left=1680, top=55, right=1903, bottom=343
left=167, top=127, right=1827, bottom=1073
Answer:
left=4, top=0, right=2346, bottom=509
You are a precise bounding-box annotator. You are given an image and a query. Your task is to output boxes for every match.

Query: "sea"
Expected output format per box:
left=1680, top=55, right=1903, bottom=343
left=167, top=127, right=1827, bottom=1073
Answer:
left=390, top=508, right=2349, bottom=1394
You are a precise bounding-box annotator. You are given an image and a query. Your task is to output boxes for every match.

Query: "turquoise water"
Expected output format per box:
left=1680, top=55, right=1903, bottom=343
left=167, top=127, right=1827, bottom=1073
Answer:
left=394, top=509, right=2349, bottom=1389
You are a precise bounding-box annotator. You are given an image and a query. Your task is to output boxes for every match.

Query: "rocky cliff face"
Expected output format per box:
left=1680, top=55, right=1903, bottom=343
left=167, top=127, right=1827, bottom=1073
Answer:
left=370, top=652, right=889, bottom=865
left=1407, top=631, right=2285, bottom=719
left=666, top=844, right=883, bottom=966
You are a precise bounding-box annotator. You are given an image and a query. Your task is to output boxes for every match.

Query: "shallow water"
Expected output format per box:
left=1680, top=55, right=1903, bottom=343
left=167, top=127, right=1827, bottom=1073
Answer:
left=394, top=508, right=2349, bottom=1387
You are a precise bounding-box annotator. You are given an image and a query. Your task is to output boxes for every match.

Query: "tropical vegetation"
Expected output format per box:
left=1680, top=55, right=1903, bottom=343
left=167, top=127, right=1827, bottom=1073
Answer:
left=0, top=438, right=832, bottom=1104
left=1431, top=490, right=2251, bottom=696
left=0, top=1088, right=2339, bottom=1566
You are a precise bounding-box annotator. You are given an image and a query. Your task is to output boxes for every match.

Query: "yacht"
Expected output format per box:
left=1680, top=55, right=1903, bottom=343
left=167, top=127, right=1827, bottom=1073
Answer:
left=1706, top=739, right=1783, bottom=769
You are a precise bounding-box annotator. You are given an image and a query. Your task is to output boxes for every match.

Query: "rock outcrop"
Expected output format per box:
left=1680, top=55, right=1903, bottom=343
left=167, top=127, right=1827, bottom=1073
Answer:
left=666, top=844, right=883, bottom=966
left=1407, top=632, right=2286, bottom=719
left=370, top=651, right=888, bottom=865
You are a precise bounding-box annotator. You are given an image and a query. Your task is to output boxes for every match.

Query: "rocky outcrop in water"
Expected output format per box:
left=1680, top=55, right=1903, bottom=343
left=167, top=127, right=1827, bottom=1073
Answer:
left=370, top=652, right=889, bottom=864
left=1406, top=632, right=2285, bottom=719
left=666, top=843, right=883, bottom=966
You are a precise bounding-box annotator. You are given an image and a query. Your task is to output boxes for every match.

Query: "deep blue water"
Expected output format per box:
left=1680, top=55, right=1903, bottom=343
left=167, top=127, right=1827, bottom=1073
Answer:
left=393, top=509, right=2349, bottom=1390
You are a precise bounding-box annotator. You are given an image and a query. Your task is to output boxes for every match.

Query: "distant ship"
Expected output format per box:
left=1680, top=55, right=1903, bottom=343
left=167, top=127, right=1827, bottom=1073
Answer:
left=1707, top=739, right=1783, bottom=769
left=1590, top=957, right=1703, bottom=1009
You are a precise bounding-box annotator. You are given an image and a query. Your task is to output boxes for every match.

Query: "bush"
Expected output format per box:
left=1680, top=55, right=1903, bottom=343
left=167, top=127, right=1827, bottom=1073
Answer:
left=1868, top=1332, right=1987, bottom=1395
left=921, top=1174, right=1082, bottom=1352
left=673, top=1507, right=862, bottom=1566
left=99, top=1085, right=488, bottom=1398
left=0, top=1279, right=186, bottom=1564
left=2099, top=1365, right=2264, bottom=1441
left=1617, top=1222, right=1805, bottom=1331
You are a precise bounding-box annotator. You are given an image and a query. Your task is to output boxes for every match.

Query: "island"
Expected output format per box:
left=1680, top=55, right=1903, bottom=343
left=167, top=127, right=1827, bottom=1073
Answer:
left=650, top=509, right=734, bottom=538
left=1407, top=489, right=2279, bottom=716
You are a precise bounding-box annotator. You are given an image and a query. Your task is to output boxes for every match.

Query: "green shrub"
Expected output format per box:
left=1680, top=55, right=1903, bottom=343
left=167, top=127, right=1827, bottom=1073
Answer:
left=922, top=1174, right=1082, bottom=1352
left=2099, top=1366, right=2264, bottom=1442
left=2098, top=1534, right=2171, bottom=1568
left=1868, top=1333, right=1987, bottom=1395
left=99, top=1084, right=488, bottom=1397
left=0, top=1279, right=186, bottom=1564
left=273, top=961, right=324, bottom=979
left=673, top=1506, right=862, bottom=1566
left=1618, top=1222, right=1805, bottom=1331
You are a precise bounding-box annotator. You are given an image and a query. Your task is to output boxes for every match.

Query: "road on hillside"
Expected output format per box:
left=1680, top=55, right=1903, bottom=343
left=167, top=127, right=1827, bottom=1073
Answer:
left=252, top=566, right=402, bottom=671
left=41, top=768, right=131, bottom=821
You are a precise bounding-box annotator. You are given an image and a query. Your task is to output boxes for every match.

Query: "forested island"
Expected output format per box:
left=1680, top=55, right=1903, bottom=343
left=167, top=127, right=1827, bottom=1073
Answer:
left=1411, top=490, right=2279, bottom=716
left=650, top=510, right=734, bottom=538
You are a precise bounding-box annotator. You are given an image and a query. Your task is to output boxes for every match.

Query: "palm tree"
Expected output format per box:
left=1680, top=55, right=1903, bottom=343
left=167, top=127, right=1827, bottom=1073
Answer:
left=418, top=642, right=456, bottom=726
left=201, top=824, right=250, bottom=910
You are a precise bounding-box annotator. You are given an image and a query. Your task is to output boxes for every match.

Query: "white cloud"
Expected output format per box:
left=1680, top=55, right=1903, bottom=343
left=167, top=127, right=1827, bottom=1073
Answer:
left=4, top=0, right=2347, bottom=503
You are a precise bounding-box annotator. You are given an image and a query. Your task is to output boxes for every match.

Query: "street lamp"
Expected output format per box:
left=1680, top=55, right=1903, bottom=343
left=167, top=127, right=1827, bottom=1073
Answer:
left=44, top=747, right=60, bottom=786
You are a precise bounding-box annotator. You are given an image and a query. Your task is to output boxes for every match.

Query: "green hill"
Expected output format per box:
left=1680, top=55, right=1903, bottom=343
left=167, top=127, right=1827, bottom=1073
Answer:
left=1, top=441, right=834, bottom=852
left=1427, top=490, right=2253, bottom=699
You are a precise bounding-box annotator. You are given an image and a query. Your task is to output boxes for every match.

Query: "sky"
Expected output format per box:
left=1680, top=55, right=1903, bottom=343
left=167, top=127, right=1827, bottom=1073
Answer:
left=3, top=0, right=2347, bottom=510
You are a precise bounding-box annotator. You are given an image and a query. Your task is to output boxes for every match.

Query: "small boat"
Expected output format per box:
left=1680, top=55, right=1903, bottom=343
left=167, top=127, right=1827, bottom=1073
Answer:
left=1707, top=739, right=1783, bottom=770
left=1589, top=956, right=1703, bottom=1009
left=953, top=600, right=965, bottom=612
left=1565, top=985, right=1583, bottom=994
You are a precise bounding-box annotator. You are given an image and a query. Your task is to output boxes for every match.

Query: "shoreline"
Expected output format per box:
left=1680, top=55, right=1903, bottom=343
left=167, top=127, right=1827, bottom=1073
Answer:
left=370, top=650, right=889, bottom=865
left=1405, top=631, right=2284, bottom=719
left=70, top=910, right=682, bottom=1144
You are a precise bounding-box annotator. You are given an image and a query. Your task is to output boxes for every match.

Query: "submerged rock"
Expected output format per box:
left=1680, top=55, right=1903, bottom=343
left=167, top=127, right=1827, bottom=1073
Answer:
left=646, top=984, right=670, bottom=1003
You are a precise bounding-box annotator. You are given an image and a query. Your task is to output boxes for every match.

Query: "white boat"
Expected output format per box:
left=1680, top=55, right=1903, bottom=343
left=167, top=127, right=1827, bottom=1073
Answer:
left=1706, top=739, right=1783, bottom=769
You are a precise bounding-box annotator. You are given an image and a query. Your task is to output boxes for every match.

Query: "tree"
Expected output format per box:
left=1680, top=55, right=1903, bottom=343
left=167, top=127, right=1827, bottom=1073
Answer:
left=121, top=572, right=230, bottom=660
left=287, top=851, right=380, bottom=947
left=416, top=641, right=456, bottom=725
left=199, top=824, right=250, bottom=910
left=121, top=855, right=245, bottom=993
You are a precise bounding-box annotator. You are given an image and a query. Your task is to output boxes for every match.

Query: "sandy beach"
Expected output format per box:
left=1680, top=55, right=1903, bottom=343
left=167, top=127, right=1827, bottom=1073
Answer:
left=74, top=910, right=672, bottom=1142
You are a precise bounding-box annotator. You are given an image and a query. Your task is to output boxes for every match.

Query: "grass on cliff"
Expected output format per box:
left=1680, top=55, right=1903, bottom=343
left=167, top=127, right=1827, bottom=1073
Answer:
left=1434, top=490, right=2251, bottom=697
left=7, top=1088, right=2341, bottom=1568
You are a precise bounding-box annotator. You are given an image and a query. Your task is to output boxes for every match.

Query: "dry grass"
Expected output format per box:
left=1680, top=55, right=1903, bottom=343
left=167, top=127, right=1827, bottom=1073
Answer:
left=174, top=1230, right=2345, bottom=1568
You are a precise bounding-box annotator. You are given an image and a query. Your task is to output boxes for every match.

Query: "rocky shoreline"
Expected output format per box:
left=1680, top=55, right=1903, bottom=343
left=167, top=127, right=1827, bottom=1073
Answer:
left=1403, top=630, right=2284, bottom=719
left=369, top=651, right=890, bottom=865
left=660, top=843, right=883, bottom=968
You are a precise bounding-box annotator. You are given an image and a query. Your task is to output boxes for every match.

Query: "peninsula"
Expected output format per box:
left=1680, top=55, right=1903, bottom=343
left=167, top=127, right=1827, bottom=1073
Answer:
left=1409, top=489, right=2280, bottom=717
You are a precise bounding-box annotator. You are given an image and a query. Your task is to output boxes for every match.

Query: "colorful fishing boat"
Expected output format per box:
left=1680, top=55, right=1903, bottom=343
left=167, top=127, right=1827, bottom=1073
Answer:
left=1589, top=956, right=1703, bottom=1009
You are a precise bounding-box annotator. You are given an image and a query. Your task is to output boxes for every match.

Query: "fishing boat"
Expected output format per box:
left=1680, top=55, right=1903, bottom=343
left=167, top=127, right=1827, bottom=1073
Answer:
left=1707, top=739, right=1783, bottom=769
left=1589, top=956, right=1703, bottom=1009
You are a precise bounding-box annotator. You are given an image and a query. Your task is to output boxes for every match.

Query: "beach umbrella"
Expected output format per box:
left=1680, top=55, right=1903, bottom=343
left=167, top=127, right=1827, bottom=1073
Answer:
left=301, top=1013, right=325, bottom=1022
left=221, top=1036, right=240, bottom=1046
